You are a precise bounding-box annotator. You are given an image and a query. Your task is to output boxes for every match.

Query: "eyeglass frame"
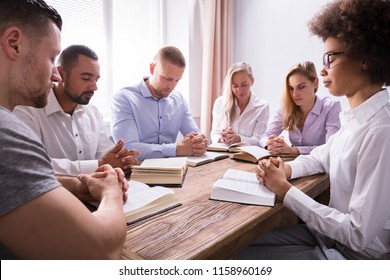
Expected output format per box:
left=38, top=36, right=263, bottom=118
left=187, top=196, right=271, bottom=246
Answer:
left=322, top=51, right=345, bottom=69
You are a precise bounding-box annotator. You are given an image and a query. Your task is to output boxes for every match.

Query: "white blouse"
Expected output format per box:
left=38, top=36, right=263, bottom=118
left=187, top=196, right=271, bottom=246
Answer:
left=286, top=89, right=390, bottom=259
left=210, top=92, right=269, bottom=145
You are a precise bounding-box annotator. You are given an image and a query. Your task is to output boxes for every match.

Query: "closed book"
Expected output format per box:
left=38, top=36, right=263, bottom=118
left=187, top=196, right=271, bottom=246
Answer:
left=131, top=157, right=188, bottom=187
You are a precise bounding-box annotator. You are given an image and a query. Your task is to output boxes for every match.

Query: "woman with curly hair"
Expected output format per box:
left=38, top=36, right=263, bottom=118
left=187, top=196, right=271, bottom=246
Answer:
left=211, top=62, right=269, bottom=146
left=236, top=0, right=390, bottom=260
left=260, top=61, right=341, bottom=155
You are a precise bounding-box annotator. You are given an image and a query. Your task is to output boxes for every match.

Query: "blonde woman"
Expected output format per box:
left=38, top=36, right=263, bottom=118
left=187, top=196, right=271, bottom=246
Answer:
left=259, top=61, right=341, bottom=155
left=211, top=62, right=269, bottom=146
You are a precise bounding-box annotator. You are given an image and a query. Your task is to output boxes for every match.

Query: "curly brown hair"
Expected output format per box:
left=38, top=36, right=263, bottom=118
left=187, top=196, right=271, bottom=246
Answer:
left=308, top=0, right=390, bottom=86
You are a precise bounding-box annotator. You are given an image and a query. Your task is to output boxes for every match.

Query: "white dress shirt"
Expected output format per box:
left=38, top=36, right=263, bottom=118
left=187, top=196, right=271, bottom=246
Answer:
left=13, top=90, right=113, bottom=176
left=210, top=92, right=269, bottom=145
left=286, top=89, right=390, bottom=258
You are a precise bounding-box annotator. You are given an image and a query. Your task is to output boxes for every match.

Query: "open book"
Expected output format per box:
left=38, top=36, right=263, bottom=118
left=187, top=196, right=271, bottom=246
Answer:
left=186, top=152, right=229, bottom=167
left=131, top=157, right=188, bottom=187
left=207, top=142, right=249, bottom=152
left=210, top=169, right=276, bottom=206
left=231, top=145, right=298, bottom=163
left=91, top=180, right=181, bottom=224
left=124, top=180, right=181, bottom=224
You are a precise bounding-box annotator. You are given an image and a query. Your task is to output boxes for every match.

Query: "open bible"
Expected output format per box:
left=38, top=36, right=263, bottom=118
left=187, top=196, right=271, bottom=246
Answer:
left=210, top=169, right=276, bottom=206
left=186, top=152, right=229, bottom=167
left=231, top=145, right=298, bottom=163
left=90, top=180, right=181, bottom=224
left=207, top=142, right=249, bottom=152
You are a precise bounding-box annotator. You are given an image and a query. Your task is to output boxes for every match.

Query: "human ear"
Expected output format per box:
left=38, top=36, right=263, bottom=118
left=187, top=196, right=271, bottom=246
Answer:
left=1, top=27, right=23, bottom=60
left=362, top=61, right=368, bottom=70
left=313, top=77, right=319, bottom=91
left=57, top=66, right=66, bottom=81
left=149, top=63, right=156, bottom=75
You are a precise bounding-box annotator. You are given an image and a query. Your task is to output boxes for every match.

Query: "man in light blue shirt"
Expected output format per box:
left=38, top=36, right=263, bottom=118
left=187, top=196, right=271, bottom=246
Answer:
left=111, top=46, right=208, bottom=161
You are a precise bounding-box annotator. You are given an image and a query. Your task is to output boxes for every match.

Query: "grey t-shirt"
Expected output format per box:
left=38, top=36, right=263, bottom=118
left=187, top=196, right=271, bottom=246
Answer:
left=0, top=107, right=60, bottom=259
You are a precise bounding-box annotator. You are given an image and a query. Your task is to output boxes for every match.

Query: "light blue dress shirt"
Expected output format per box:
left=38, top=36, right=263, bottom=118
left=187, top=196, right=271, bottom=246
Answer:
left=111, top=77, right=201, bottom=160
left=259, top=96, right=342, bottom=154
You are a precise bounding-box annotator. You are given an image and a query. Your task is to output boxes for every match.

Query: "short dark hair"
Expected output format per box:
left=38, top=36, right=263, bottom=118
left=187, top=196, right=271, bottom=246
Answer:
left=154, top=46, right=186, bottom=68
left=0, top=0, right=62, bottom=38
left=308, top=0, right=390, bottom=86
left=57, top=45, right=99, bottom=72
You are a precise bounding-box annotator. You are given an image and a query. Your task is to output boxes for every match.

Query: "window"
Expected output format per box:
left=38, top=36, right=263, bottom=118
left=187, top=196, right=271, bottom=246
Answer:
left=45, top=0, right=164, bottom=121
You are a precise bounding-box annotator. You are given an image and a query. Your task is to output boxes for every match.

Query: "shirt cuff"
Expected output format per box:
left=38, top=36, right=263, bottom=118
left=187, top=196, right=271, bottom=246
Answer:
left=79, top=160, right=99, bottom=174
left=283, top=186, right=317, bottom=222
left=161, top=143, right=177, bottom=157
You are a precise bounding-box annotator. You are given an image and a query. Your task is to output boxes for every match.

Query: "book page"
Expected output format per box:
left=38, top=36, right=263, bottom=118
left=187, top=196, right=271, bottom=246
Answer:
left=207, top=142, right=247, bottom=151
left=132, top=157, right=188, bottom=170
left=187, top=152, right=228, bottom=165
left=207, top=142, right=229, bottom=151
left=123, top=180, right=174, bottom=212
left=223, top=169, right=258, bottom=184
left=236, top=146, right=270, bottom=160
left=213, top=178, right=274, bottom=197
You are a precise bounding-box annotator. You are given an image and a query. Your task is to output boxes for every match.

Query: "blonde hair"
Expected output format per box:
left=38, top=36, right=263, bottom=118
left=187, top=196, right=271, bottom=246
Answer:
left=220, top=62, right=254, bottom=127
left=153, top=46, right=186, bottom=68
left=282, top=61, right=318, bottom=131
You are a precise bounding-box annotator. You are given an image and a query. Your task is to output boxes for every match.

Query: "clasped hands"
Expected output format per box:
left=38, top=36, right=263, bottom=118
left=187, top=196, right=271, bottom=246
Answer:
left=256, top=157, right=292, bottom=200
left=98, top=139, right=140, bottom=174
left=74, top=164, right=129, bottom=203
left=266, top=134, right=299, bottom=155
left=220, top=127, right=241, bottom=146
left=176, top=132, right=208, bottom=157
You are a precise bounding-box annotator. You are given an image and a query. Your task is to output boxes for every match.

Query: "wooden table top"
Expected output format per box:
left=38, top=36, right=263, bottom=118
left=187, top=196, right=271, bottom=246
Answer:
left=121, top=156, right=330, bottom=260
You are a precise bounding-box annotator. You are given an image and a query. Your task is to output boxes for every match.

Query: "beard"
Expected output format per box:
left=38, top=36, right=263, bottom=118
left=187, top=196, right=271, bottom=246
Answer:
left=31, top=92, right=50, bottom=108
left=13, top=52, right=51, bottom=109
left=64, top=85, right=93, bottom=105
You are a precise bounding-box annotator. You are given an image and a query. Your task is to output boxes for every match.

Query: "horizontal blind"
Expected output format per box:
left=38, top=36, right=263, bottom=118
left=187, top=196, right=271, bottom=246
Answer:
left=46, top=0, right=110, bottom=120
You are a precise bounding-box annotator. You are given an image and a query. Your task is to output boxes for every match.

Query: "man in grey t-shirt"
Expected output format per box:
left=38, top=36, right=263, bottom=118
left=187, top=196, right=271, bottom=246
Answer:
left=0, top=0, right=129, bottom=260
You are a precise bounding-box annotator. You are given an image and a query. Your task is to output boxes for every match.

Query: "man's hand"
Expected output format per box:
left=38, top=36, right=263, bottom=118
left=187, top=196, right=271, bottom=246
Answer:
left=78, top=164, right=128, bottom=203
left=176, top=132, right=208, bottom=157
left=98, top=139, right=140, bottom=174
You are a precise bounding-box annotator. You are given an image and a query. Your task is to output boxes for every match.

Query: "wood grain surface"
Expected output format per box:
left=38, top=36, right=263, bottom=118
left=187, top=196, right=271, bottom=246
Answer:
left=122, top=156, right=329, bottom=260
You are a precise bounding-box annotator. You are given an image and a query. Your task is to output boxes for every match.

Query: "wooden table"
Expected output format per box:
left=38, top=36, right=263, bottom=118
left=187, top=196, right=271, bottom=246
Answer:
left=121, top=157, right=330, bottom=260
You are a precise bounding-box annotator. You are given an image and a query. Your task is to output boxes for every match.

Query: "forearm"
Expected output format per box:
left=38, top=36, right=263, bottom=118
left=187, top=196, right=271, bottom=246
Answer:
left=127, top=141, right=176, bottom=160
left=91, top=195, right=127, bottom=259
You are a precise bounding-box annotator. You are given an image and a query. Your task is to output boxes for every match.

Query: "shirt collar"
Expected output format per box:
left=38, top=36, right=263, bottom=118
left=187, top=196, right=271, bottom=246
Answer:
left=234, top=92, right=263, bottom=111
left=340, top=89, right=389, bottom=127
left=44, top=88, right=84, bottom=116
left=310, top=96, right=322, bottom=116
left=141, top=77, right=157, bottom=99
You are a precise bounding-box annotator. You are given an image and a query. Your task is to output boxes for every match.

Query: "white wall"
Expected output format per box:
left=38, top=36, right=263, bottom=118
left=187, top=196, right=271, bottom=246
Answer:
left=232, top=0, right=348, bottom=120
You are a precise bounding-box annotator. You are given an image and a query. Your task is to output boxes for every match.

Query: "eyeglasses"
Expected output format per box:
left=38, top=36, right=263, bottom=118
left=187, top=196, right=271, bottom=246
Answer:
left=322, top=52, right=345, bottom=69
